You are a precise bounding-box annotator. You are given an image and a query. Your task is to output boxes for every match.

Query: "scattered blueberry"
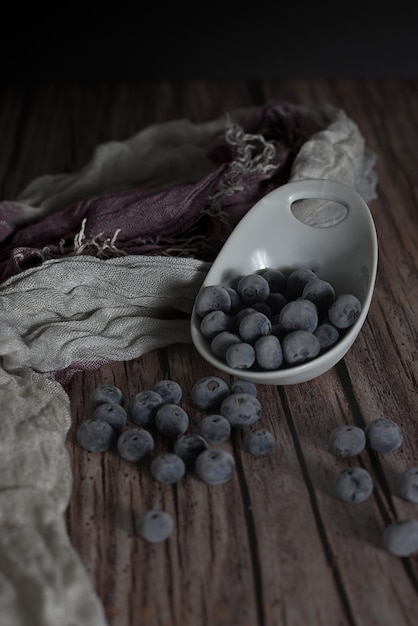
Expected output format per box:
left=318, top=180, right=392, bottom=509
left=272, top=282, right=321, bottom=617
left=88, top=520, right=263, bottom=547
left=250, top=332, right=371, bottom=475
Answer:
left=128, top=390, right=165, bottom=427
left=230, top=378, right=257, bottom=397
left=190, top=376, right=231, bottom=411
left=365, top=418, right=403, bottom=453
left=150, top=453, right=186, bottom=484
left=77, top=419, right=117, bottom=452
left=195, top=448, right=236, bottom=485
left=329, top=425, right=366, bottom=457
left=117, top=427, right=154, bottom=462
left=398, top=467, right=418, bottom=503
left=154, top=404, right=190, bottom=438
left=243, top=428, right=275, bottom=456
left=90, top=384, right=124, bottom=409
left=173, top=433, right=208, bottom=466
left=137, top=509, right=174, bottom=543
left=198, top=414, right=232, bottom=444
left=93, top=402, right=127, bottom=433
left=382, top=519, right=418, bottom=557
left=220, top=392, right=262, bottom=429
left=334, top=467, right=374, bottom=503
left=152, top=379, right=183, bottom=404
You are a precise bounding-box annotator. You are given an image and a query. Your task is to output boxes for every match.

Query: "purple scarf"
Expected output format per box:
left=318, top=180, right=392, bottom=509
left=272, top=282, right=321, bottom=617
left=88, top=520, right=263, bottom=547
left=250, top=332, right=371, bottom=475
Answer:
left=0, top=102, right=319, bottom=283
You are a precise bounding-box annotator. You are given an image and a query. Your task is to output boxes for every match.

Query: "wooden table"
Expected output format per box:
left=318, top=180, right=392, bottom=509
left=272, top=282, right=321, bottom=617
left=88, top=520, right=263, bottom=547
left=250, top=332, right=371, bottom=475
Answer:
left=2, top=80, right=418, bottom=626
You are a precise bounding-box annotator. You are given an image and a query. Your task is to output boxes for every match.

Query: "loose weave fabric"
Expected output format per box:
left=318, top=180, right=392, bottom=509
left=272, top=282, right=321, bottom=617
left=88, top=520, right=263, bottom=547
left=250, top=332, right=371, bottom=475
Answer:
left=0, top=100, right=378, bottom=626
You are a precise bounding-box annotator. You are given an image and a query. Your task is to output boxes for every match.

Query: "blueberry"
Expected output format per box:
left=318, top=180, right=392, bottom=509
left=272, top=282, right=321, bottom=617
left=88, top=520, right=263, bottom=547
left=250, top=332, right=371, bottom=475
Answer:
left=154, top=404, right=190, bottom=438
left=278, top=299, right=318, bottom=333
left=314, top=323, right=340, bottom=351
left=77, top=419, right=117, bottom=452
left=198, top=414, right=232, bottom=444
left=398, top=467, right=418, bottom=503
left=195, top=448, right=236, bottom=485
left=220, top=392, right=262, bottom=429
left=328, top=294, right=362, bottom=329
left=152, top=379, right=182, bottom=404
left=93, top=402, right=128, bottom=433
left=266, top=292, right=288, bottom=315
left=90, top=384, right=123, bottom=409
left=190, top=376, right=231, bottom=411
left=210, top=331, right=242, bottom=360
left=382, top=519, right=418, bottom=557
left=251, top=302, right=273, bottom=318
left=117, top=427, right=154, bottom=462
left=261, top=268, right=287, bottom=294
left=243, top=428, right=275, bottom=456
left=230, top=378, right=257, bottom=396
left=238, top=311, right=272, bottom=344
left=333, top=467, right=374, bottom=503
left=150, top=453, right=186, bottom=483
left=302, top=278, right=336, bottom=313
left=286, top=268, right=317, bottom=298
left=137, top=509, right=174, bottom=543
left=237, top=273, right=270, bottom=304
left=235, top=307, right=257, bottom=328
left=225, top=342, right=256, bottom=369
left=128, top=390, right=165, bottom=427
left=365, top=418, right=403, bottom=453
left=200, top=310, right=233, bottom=340
left=328, top=425, right=366, bottom=457
left=225, top=286, right=242, bottom=313
left=194, top=285, right=231, bottom=318
left=254, top=334, right=283, bottom=370
left=282, top=330, right=321, bottom=365
left=173, top=433, right=208, bottom=466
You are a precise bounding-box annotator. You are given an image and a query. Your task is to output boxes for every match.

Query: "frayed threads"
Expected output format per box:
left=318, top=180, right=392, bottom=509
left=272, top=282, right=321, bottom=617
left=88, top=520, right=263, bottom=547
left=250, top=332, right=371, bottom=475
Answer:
left=72, top=218, right=127, bottom=258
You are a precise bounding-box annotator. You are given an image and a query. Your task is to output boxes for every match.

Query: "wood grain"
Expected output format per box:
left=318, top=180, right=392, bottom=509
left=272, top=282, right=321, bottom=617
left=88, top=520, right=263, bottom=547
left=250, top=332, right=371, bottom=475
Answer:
left=2, top=79, right=418, bottom=626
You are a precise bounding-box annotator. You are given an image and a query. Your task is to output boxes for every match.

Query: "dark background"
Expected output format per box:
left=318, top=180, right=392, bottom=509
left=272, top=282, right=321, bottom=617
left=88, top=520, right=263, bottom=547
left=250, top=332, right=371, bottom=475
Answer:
left=3, top=6, right=417, bottom=82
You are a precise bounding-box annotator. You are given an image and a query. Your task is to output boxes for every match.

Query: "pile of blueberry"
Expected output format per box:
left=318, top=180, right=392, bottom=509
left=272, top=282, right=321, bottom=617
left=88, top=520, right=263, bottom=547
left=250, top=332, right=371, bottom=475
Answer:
left=194, top=267, right=362, bottom=371
left=328, top=417, right=418, bottom=556
left=76, top=376, right=275, bottom=542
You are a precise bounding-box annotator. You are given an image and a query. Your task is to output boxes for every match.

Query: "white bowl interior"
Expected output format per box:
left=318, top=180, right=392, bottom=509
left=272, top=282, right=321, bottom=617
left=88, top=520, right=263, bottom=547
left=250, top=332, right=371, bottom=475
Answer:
left=191, top=179, right=378, bottom=385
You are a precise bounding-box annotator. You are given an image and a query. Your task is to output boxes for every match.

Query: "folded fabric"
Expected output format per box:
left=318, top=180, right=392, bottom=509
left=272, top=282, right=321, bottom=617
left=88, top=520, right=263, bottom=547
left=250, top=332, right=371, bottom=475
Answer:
left=0, top=99, right=378, bottom=626
left=0, top=255, right=210, bottom=384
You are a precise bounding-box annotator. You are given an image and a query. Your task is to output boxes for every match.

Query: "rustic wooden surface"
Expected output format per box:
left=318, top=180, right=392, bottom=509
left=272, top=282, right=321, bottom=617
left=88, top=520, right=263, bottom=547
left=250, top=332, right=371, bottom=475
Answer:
left=2, top=80, right=418, bottom=626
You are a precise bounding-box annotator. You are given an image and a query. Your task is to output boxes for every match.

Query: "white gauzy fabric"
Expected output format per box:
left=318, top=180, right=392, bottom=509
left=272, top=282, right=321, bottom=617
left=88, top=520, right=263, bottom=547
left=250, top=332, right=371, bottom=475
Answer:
left=289, top=103, right=378, bottom=224
left=14, top=110, right=250, bottom=224
left=0, top=367, right=108, bottom=626
left=0, top=256, right=211, bottom=375
left=0, top=103, right=378, bottom=626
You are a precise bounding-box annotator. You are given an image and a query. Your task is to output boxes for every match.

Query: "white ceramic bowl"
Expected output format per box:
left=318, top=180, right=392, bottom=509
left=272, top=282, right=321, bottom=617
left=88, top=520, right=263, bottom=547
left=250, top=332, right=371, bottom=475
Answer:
left=190, top=179, right=378, bottom=385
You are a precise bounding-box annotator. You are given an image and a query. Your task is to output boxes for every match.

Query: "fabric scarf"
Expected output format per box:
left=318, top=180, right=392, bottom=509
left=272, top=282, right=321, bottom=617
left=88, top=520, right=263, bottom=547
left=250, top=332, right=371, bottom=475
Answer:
left=0, top=100, right=377, bottom=626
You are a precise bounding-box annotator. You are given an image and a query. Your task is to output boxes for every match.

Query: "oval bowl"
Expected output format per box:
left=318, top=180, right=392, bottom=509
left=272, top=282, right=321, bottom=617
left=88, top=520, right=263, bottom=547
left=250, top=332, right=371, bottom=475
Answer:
left=190, top=179, right=378, bottom=385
